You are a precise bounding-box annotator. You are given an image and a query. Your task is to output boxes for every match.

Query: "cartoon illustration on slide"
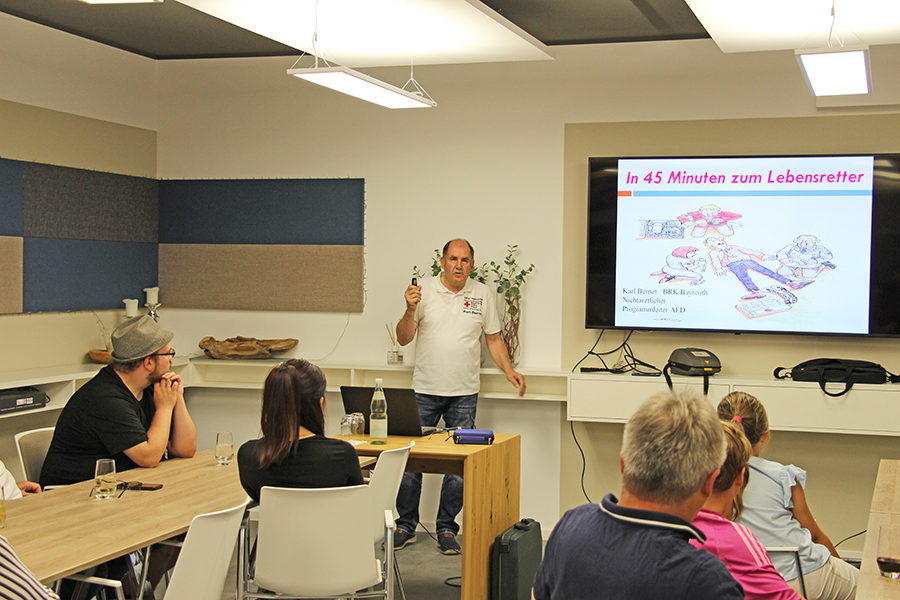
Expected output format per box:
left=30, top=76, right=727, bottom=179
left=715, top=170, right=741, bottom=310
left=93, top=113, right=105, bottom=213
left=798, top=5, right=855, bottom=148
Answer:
left=704, top=237, right=813, bottom=301
left=734, top=285, right=799, bottom=319
left=638, top=219, right=685, bottom=239
left=651, top=246, right=706, bottom=285
left=678, top=205, right=742, bottom=238
left=775, top=234, right=836, bottom=279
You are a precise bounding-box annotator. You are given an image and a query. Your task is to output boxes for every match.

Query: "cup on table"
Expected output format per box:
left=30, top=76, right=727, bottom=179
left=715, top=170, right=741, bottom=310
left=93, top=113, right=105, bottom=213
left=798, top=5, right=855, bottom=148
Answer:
left=340, top=414, right=353, bottom=437
left=878, top=525, right=900, bottom=578
left=216, top=432, right=234, bottom=466
left=350, top=413, right=366, bottom=440
left=94, top=458, right=117, bottom=500
left=0, top=487, right=6, bottom=528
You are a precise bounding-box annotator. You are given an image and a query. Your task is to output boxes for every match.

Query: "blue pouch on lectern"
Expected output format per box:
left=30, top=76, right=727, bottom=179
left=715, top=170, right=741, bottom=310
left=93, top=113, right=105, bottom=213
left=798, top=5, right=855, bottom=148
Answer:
left=452, top=429, right=494, bottom=445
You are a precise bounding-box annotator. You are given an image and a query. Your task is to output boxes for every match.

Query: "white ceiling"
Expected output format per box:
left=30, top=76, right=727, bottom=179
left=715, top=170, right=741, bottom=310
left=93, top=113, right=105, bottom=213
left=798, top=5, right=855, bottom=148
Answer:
left=177, top=0, right=553, bottom=67
left=686, top=0, right=900, bottom=53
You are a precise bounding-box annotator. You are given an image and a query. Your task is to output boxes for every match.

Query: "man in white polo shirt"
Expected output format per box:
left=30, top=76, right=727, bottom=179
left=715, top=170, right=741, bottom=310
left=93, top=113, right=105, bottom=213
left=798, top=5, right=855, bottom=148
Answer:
left=394, top=238, right=525, bottom=554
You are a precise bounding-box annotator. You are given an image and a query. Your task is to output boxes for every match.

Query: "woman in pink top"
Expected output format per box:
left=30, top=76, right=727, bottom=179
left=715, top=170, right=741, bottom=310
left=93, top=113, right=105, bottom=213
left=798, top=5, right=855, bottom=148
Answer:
left=691, top=420, right=805, bottom=600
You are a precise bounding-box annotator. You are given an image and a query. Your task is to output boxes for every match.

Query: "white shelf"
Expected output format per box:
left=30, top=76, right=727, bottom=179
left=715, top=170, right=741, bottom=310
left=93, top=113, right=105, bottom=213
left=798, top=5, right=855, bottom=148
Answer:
left=568, top=372, right=900, bottom=436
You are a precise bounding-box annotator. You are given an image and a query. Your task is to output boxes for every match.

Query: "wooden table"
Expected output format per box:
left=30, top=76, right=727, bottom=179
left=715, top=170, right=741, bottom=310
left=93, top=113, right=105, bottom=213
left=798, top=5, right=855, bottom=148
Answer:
left=858, top=459, right=900, bottom=599
left=2, top=450, right=249, bottom=584
left=349, top=433, right=521, bottom=600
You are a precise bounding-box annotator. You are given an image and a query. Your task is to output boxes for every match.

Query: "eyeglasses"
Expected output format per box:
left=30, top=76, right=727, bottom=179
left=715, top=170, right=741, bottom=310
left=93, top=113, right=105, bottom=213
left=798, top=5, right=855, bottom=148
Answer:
left=428, top=427, right=459, bottom=441
left=117, top=481, right=142, bottom=497
left=151, top=348, right=176, bottom=358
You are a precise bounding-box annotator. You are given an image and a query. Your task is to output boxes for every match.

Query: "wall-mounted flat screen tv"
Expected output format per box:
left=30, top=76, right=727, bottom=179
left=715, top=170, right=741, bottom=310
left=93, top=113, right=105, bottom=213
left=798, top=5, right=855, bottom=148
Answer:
left=586, top=154, right=900, bottom=336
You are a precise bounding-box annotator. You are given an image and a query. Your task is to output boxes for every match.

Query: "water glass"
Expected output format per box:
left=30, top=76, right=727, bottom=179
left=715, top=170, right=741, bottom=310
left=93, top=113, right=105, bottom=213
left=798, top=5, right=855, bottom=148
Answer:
left=340, top=414, right=353, bottom=437
left=94, top=458, right=117, bottom=500
left=216, top=432, right=234, bottom=466
left=350, top=413, right=366, bottom=440
left=878, top=525, right=900, bottom=578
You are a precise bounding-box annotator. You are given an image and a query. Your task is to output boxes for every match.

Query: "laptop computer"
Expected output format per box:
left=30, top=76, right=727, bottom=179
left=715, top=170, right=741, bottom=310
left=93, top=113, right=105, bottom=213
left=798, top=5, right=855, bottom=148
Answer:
left=340, top=386, right=437, bottom=437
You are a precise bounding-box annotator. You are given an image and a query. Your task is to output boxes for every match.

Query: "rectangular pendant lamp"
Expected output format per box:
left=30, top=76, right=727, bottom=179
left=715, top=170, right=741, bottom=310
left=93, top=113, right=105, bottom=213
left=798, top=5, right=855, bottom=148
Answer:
left=795, top=47, right=870, bottom=96
left=287, top=65, right=436, bottom=109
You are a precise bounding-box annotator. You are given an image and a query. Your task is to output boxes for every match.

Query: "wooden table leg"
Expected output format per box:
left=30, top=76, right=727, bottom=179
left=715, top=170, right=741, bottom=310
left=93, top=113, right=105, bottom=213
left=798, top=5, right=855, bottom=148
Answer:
left=460, top=436, right=521, bottom=600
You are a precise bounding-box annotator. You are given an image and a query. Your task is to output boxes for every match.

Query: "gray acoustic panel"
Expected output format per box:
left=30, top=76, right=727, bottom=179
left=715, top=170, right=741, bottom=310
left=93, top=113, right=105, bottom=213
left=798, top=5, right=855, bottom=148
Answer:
left=0, top=236, right=23, bottom=314
left=0, top=159, right=23, bottom=236
left=23, top=238, right=158, bottom=312
left=22, top=162, right=158, bottom=242
left=158, top=179, right=364, bottom=245
left=159, top=243, right=364, bottom=312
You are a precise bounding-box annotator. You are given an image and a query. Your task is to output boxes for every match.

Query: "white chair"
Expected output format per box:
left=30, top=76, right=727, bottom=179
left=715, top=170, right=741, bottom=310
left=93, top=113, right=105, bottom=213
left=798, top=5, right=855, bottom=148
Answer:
left=367, top=442, right=413, bottom=598
left=68, top=500, right=249, bottom=600
left=163, top=499, right=250, bottom=600
left=242, top=485, right=393, bottom=600
left=765, top=546, right=807, bottom=598
left=14, top=427, right=54, bottom=482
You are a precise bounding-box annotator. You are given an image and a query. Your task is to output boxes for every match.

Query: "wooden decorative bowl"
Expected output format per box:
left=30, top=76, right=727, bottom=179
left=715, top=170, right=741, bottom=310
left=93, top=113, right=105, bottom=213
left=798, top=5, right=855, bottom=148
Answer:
left=88, top=349, right=112, bottom=364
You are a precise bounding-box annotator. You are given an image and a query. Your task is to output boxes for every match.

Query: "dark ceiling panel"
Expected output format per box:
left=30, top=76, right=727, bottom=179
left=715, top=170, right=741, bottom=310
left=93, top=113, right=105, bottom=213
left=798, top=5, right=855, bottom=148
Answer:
left=0, top=0, right=708, bottom=61
left=0, top=0, right=301, bottom=59
left=482, top=0, right=709, bottom=45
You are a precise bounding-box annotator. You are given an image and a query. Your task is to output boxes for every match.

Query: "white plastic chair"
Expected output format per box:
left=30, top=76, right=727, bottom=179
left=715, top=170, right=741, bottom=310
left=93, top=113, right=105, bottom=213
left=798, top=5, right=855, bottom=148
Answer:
left=367, top=442, right=413, bottom=599
left=163, top=499, right=250, bottom=600
left=14, top=427, right=54, bottom=482
left=242, top=485, right=393, bottom=600
left=765, top=546, right=807, bottom=598
left=67, top=500, right=249, bottom=600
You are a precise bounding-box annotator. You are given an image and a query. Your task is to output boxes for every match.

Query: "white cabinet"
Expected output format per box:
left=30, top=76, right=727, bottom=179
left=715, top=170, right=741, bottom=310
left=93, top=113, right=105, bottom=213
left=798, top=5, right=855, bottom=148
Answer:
left=568, top=372, right=900, bottom=436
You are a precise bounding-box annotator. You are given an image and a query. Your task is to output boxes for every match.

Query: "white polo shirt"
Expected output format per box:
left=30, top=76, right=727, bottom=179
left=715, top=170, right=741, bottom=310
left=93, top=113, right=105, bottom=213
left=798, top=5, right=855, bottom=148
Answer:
left=411, top=276, right=502, bottom=396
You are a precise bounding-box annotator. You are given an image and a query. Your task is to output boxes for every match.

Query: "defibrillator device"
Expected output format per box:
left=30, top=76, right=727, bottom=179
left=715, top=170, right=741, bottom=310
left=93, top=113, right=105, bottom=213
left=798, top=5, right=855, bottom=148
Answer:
left=663, top=348, right=721, bottom=395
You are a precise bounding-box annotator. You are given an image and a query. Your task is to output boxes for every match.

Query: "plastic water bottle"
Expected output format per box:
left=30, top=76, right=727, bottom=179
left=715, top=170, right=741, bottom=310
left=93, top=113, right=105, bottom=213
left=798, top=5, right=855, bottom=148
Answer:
left=370, top=378, right=388, bottom=444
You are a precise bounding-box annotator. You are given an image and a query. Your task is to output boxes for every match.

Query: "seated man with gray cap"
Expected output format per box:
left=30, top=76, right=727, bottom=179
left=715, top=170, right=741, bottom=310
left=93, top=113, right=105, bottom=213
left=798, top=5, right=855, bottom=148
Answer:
left=41, top=315, right=197, bottom=487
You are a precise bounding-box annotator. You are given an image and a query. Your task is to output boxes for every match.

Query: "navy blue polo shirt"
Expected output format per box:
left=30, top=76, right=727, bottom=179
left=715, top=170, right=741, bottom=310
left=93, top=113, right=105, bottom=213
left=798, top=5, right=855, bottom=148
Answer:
left=533, top=493, right=744, bottom=600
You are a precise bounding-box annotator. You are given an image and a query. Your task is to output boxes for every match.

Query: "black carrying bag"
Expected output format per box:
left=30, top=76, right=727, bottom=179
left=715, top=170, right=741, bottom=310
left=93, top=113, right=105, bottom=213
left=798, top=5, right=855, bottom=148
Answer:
left=774, top=358, right=900, bottom=397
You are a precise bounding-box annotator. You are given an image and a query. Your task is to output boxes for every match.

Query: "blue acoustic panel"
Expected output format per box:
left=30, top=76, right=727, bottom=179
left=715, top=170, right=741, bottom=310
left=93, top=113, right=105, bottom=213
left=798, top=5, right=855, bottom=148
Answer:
left=22, top=162, right=158, bottom=243
left=23, top=238, right=158, bottom=312
left=0, top=158, right=24, bottom=236
left=158, top=178, right=364, bottom=245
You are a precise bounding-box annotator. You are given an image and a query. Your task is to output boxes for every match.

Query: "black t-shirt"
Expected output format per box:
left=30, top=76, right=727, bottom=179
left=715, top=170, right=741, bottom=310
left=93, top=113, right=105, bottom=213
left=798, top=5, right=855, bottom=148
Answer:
left=237, top=436, right=364, bottom=502
left=40, top=365, right=156, bottom=487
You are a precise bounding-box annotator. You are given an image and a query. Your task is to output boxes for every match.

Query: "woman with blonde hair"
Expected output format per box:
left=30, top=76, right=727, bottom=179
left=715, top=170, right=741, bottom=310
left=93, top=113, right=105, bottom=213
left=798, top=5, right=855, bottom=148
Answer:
left=692, top=419, right=804, bottom=599
left=718, top=392, right=857, bottom=600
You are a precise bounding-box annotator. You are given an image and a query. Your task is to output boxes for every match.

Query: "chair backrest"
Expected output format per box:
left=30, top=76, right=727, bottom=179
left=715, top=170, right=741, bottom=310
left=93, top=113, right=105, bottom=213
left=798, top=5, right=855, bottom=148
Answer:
left=367, top=442, right=414, bottom=542
left=163, top=499, right=250, bottom=600
left=15, top=427, right=54, bottom=482
left=255, top=485, right=381, bottom=597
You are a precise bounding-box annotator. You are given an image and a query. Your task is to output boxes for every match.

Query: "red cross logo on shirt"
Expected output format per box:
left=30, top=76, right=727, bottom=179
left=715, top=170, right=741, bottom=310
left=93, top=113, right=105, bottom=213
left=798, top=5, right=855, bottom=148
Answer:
left=464, top=301, right=471, bottom=308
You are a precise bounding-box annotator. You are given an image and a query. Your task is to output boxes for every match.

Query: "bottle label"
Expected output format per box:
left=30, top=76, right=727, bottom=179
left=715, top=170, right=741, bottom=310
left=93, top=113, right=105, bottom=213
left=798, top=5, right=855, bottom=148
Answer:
left=370, top=417, right=388, bottom=442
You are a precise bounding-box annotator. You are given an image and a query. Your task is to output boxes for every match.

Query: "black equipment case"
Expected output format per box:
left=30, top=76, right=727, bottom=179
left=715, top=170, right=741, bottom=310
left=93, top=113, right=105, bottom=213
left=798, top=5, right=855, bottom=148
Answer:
left=491, top=518, right=543, bottom=600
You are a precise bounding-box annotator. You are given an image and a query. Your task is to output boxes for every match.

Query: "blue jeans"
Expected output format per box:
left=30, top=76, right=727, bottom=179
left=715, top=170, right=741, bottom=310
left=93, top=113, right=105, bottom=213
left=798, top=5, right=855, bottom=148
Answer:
left=395, top=393, right=477, bottom=536
left=728, top=259, right=792, bottom=292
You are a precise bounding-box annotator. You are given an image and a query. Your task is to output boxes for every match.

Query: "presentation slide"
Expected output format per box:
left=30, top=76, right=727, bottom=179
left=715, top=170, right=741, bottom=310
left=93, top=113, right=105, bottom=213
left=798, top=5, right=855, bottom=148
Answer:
left=613, top=156, right=874, bottom=334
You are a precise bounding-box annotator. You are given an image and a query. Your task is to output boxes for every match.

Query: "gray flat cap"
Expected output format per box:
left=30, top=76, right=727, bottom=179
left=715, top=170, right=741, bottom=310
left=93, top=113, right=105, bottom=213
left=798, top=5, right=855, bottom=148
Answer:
left=110, top=315, right=174, bottom=363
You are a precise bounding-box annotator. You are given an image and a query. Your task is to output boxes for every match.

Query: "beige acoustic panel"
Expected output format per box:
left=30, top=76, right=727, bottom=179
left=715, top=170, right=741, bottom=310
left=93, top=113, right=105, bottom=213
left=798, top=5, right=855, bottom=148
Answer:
left=159, top=244, right=364, bottom=312
left=0, top=236, right=23, bottom=314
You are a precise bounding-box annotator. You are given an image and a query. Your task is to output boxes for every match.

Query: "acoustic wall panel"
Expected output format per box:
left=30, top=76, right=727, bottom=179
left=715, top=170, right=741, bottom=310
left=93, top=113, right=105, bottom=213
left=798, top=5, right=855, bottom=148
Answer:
left=23, top=238, right=158, bottom=313
left=0, top=159, right=23, bottom=236
left=0, top=236, right=23, bottom=314
left=158, top=179, right=364, bottom=245
left=159, top=244, right=364, bottom=312
left=22, top=162, right=158, bottom=242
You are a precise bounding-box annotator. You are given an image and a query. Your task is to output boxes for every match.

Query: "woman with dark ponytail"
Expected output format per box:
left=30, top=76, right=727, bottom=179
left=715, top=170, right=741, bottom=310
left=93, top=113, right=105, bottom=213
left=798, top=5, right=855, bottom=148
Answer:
left=237, top=359, right=363, bottom=502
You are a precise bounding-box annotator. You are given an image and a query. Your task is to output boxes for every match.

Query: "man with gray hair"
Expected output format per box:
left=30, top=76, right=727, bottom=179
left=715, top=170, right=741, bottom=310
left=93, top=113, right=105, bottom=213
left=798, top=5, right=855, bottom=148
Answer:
left=532, top=390, right=744, bottom=600
left=41, top=315, right=197, bottom=487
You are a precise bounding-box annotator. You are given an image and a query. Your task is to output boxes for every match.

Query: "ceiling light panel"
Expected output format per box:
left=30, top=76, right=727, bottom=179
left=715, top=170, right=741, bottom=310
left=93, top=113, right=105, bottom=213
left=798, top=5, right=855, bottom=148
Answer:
left=685, top=0, right=900, bottom=53
left=177, top=0, right=552, bottom=67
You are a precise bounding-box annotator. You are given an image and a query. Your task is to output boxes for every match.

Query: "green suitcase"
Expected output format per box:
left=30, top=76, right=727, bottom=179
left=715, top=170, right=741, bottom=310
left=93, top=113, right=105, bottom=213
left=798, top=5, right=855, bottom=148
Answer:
left=491, top=518, right=543, bottom=600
